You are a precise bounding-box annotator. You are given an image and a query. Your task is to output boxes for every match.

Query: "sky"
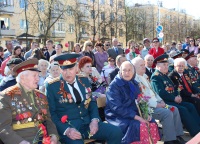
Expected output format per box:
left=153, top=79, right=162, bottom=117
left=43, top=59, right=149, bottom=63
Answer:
left=126, top=0, right=200, bottom=19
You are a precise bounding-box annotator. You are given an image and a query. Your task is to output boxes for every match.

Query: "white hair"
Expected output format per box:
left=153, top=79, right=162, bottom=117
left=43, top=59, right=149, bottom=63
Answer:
left=48, top=61, right=60, bottom=70
left=38, top=59, right=50, bottom=67
left=119, top=61, right=135, bottom=73
left=131, top=57, right=144, bottom=66
left=144, top=54, right=154, bottom=61
left=174, top=58, right=187, bottom=67
left=16, top=71, right=29, bottom=83
left=112, top=38, right=118, bottom=42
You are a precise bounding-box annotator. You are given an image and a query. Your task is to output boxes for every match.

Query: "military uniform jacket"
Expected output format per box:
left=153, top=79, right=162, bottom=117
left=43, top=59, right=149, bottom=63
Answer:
left=151, top=70, right=178, bottom=102
left=0, top=84, right=58, bottom=144
left=45, top=75, right=100, bottom=136
left=186, top=65, right=200, bottom=88
left=168, top=70, right=199, bottom=99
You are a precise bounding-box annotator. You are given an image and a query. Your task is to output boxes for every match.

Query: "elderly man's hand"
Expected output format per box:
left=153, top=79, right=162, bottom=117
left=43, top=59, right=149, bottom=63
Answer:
left=89, top=119, right=99, bottom=135
left=19, top=140, right=30, bottom=144
left=50, top=134, right=59, bottom=144
left=66, top=128, right=82, bottom=140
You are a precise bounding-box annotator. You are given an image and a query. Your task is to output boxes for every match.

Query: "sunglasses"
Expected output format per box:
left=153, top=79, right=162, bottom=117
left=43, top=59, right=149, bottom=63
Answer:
left=153, top=41, right=159, bottom=43
left=190, top=40, right=194, bottom=42
left=106, top=44, right=110, bottom=46
left=117, top=45, right=122, bottom=47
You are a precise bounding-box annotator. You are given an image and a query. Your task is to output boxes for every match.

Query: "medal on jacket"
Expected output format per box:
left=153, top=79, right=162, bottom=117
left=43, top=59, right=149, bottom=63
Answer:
left=58, top=80, right=73, bottom=103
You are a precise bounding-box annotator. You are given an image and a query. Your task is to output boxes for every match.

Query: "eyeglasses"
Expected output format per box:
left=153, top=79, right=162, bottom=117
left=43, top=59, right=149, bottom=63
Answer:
left=106, top=44, right=110, bottom=46
left=117, top=45, right=122, bottom=47
left=109, top=60, right=115, bottom=62
left=190, top=40, right=194, bottom=42
left=153, top=41, right=159, bottom=43
left=88, top=45, right=92, bottom=47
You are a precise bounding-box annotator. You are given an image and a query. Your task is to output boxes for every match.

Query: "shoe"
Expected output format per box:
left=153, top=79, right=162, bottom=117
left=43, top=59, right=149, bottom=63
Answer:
left=176, top=136, right=186, bottom=144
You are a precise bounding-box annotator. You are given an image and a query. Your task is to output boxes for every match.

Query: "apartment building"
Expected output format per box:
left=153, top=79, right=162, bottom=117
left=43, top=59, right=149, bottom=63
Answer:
left=0, top=0, right=126, bottom=50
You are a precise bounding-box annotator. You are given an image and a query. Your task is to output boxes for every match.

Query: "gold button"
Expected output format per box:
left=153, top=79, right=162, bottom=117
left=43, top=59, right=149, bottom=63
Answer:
left=81, top=117, right=83, bottom=119
left=80, top=112, right=82, bottom=114
left=78, top=106, right=80, bottom=108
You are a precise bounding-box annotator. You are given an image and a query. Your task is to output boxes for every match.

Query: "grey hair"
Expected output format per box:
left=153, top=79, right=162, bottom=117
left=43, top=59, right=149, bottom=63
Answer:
left=174, top=58, right=187, bottom=67
left=131, top=57, right=144, bottom=66
left=16, top=71, right=29, bottom=83
left=144, top=54, right=154, bottom=61
left=38, top=59, right=50, bottom=67
left=119, top=61, right=136, bottom=78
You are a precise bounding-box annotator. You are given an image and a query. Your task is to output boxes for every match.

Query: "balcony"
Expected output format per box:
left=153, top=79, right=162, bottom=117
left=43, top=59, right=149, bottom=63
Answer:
left=0, top=29, right=15, bottom=37
left=51, top=31, right=66, bottom=38
left=51, top=12, right=64, bottom=19
left=0, top=5, right=14, bottom=15
left=80, top=33, right=89, bottom=39
left=79, top=17, right=89, bottom=22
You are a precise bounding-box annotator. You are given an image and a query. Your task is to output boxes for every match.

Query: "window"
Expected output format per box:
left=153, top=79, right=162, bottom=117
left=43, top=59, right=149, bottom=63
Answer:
left=118, top=1, right=122, bottom=8
left=118, top=15, right=123, bottom=22
left=39, top=21, right=44, bottom=31
left=90, top=0, right=95, bottom=2
left=0, top=0, right=14, bottom=6
left=111, top=28, right=114, bottom=36
left=20, top=19, right=28, bottom=29
left=91, top=10, right=95, bottom=19
left=19, top=0, right=28, bottom=9
left=100, top=0, right=105, bottom=5
left=78, top=0, right=88, bottom=5
left=69, top=24, right=74, bottom=33
left=101, top=12, right=105, bottom=21
left=101, top=27, right=106, bottom=35
left=55, top=20, right=65, bottom=32
left=110, top=0, right=113, bottom=7
left=119, top=29, right=123, bottom=37
left=37, top=1, right=44, bottom=12
left=67, top=5, right=73, bottom=16
left=110, top=13, right=114, bottom=21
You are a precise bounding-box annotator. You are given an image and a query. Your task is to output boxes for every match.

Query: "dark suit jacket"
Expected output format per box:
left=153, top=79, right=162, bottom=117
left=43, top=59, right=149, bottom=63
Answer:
left=109, top=68, right=119, bottom=83
left=107, top=47, right=124, bottom=59
left=145, top=67, right=155, bottom=79
left=168, top=70, right=198, bottom=99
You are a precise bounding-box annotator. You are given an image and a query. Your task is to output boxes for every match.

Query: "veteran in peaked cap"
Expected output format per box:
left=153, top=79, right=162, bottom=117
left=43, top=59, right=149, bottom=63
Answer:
left=181, top=49, right=189, bottom=58
left=12, top=58, right=40, bottom=75
left=184, top=51, right=196, bottom=61
left=54, top=53, right=80, bottom=69
left=153, top=54, right=169, bottom=64
left=46, top=53, right=123, bottom=144
left=0, top=58, right=59, bottom=144
left=172, top=52, right=182, bottom=59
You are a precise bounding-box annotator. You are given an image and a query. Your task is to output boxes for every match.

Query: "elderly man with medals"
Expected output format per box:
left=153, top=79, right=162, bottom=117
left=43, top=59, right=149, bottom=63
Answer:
left=0, top=58, right=59, bottom=144
left=45, top=53, right=122, bottom=144
left=151, top=54, right=200, bottom=137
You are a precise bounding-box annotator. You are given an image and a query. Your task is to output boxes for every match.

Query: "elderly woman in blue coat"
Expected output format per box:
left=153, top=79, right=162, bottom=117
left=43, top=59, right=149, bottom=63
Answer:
left=105, top=61, right=160, bottom=144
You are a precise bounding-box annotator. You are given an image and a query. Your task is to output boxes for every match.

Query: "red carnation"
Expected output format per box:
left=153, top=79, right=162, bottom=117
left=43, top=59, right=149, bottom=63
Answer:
left=61, top=115, right=68, bottom=123
left=42, top=136, right=51, bottom=144
left=38, top=124, right=46, bottom=131
left=170, top=106, right=175, bottom=112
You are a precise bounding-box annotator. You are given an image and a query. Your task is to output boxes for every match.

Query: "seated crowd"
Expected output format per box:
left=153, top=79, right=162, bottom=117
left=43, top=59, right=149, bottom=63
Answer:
left=0, top=37, right=200, bottom=144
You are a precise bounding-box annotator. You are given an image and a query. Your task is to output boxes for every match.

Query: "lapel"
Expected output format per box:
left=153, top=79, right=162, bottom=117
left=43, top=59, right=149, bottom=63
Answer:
left=136, top=74, right=149, bottom=89
left=76, top=76, right=86, bottom=100
left=173, top=70, right=182, bottom=84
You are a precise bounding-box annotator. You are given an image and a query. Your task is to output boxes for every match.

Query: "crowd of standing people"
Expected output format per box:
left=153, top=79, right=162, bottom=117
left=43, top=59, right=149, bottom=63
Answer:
left=0, top=36, right=200, bottom=144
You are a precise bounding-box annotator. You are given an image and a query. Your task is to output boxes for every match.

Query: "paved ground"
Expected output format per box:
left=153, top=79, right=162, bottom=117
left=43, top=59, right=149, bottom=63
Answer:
left=157, top=130, right=192, bottom=144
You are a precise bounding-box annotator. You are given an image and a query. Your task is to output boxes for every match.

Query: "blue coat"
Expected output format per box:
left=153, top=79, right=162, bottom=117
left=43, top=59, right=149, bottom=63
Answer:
left=105, top=74, right=141, bottom=144
left=46, top=75, right=100, bottom=139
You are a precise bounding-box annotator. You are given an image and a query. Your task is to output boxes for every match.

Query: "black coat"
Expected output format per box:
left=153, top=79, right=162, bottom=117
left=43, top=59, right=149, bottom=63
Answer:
left=109, top=68, right=119, bottom=83
left=145, top=68, right=155, bottom=79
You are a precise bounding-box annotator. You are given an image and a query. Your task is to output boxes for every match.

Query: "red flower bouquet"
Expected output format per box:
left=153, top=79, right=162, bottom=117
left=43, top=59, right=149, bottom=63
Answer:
left=33, top=123, right=50, bottom=144
left=165, top=104, right=175, bottom=112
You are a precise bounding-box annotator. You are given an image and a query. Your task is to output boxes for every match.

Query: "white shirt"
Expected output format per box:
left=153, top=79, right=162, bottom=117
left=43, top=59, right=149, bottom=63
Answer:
left=66, top=77, right=83, bottom=103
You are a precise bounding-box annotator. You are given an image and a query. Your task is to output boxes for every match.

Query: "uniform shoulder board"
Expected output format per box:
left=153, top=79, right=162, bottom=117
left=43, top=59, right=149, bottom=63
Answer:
left=48, top=77, right=60, bottom=84
left=77, top=74, right=87, bottom=78
left=34, top=89, right=46, bottom=99
left=1, top=85, right=21, bottom=97
left=154, top=72, right=159, bottom=76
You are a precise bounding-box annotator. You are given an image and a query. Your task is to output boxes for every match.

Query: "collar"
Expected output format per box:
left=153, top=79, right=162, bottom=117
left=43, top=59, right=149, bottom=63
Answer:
left=115, top=74, right=138, bottom=86
left=19, top=83, right=33, bottom=94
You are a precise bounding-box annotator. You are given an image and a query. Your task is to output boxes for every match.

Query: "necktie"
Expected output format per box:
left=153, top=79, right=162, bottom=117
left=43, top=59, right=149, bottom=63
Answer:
left=181, top=75, right=192, bottom=93
left=27, top=91, right=38, bottom=110
left=115, top=48, right=118, bottom=54
left=68, top=82, right=82, bottom=104
left=150, top=68, right=152, bottom=73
